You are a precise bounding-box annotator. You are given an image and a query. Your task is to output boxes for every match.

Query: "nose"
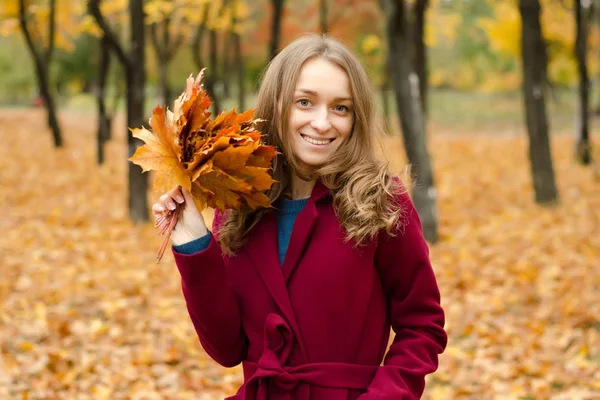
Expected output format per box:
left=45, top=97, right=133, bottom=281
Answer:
left=310, top=107, right=332, bottom=133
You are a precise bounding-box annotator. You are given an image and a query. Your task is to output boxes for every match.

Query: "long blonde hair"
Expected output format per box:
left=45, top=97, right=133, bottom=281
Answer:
left=217, top=34, right=405, bottom=256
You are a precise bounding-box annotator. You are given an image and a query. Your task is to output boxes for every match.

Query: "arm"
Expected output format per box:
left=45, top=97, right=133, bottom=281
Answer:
left=361, top=192, right=447, bottom=399
left=172, top=231, right=211, bottom=254
left=172, top=209, right=248, bottom=367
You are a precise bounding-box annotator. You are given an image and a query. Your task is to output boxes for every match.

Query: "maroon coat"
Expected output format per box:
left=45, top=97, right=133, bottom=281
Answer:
left=173, top=181, right=447, bottom=399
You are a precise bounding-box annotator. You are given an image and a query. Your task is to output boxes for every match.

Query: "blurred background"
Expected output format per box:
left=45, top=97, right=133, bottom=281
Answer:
left=1, top=0, right=599, bottom=399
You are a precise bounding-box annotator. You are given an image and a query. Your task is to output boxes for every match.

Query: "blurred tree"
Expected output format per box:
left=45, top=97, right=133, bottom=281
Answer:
left=1, top=1, right=104, bottom=97
left=320, top=0, right=327, bottom=34
left=478, top=0, right=600, bottom=92
left=89, top=0, right=149, bottom=222
left=96, top=33, right=123, bottom=165
left=147, top=0, right=188, bottom=107
left=18, top=0, right=62, bottom=147
left=412, top=0, right=428, bottom=115
left=191, top=2, right=221, bottom=114
left=231, top=0, right=246, bottom=109
left=54, top=34, right=97, bottom=96
left=91, top=8, right=124, bottom=164
left=575, top=0, right=593, bottom=165
left=87, top=1, right=126, bottom=164
left=519, top=0, right=558, bottom=204
left=359, top=33, right=392, bottom=129
left=97, top=34, right=111, bottom=164
left=315, top=0, right=361, bottom=36
left=221, top=3, right=233, bottom=99
left=382, top=0, right=438, bottom=243
left=429, top=0, right=494, bottom=91
left=594, top=0, right=600, bottom=114
left=269, top=0, right=285, bottom=60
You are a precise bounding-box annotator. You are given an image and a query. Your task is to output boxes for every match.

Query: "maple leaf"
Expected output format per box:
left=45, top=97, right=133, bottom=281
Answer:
left=128, top=69, right=277, bottom=261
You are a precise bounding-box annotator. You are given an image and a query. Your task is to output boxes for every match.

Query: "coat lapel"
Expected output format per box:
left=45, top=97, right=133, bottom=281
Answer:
left=242, top=211, right=310, bottom=361
left=242, top=180, right=332, bottom=364
left=281, top=201, right=317, bottom=284
left=282, top=180, right=331, bottom=284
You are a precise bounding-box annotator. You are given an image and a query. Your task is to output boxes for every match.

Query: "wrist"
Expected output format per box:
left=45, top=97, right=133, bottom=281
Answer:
left=170, top=224, right=209, bottom=246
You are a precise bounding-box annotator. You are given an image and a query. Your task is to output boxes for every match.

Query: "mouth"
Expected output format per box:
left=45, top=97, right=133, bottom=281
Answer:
left=300, top=134, right=335, bottom=146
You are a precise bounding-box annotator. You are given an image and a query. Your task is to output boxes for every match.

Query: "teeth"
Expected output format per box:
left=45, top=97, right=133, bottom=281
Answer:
left=302, top=135, right=331, bottom=145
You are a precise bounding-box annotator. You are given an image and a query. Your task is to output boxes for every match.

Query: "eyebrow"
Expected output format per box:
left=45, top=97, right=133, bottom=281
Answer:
left=295, top=88, right=352, bottom=102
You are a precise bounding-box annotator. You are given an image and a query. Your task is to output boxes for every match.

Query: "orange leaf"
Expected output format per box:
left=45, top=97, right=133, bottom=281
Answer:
left=129, top=69, right=276, bottom=218
left=212, top=141, right=260, bottom=173
left=239, top=166, right=277, bottom=192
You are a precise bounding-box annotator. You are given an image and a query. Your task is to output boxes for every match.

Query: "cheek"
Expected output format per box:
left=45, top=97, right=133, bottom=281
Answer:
left=336, top=118, right=354, bottom=139
left=288, top=111, right=302, bottom=137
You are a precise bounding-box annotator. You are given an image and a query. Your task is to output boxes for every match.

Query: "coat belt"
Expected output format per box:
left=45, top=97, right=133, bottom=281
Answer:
left=239, top=314, right=378, bottom=400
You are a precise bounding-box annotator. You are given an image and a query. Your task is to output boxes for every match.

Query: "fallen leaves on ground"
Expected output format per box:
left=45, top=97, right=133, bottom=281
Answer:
left=1, top=108, right=599, bottom=399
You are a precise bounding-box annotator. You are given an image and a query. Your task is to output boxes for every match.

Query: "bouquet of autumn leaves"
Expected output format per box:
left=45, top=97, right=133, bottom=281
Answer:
left=129, top=70, right=277, bottom=262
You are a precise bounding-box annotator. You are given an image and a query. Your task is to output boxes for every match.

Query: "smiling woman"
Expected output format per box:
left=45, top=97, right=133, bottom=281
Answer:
left=151, top=34, right=447, bottom=400
left=288, top=58, right=354, bottom=174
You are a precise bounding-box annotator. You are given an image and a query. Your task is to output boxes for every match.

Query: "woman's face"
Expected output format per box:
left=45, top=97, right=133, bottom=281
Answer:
left=286, top=58, right=354, bottom=167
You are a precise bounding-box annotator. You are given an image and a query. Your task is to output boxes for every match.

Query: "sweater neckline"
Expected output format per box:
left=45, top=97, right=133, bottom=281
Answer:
left=278, top=198, right=309, bottom=214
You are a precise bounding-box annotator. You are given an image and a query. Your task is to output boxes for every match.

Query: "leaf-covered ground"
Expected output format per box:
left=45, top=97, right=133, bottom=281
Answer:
left=1, top=108, right=599, bottom=399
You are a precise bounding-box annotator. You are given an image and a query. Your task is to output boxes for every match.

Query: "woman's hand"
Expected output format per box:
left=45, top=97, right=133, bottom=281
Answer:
left=152, top=186, right=208, bottom=246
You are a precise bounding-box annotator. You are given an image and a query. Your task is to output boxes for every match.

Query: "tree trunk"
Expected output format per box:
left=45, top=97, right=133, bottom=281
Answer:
left=381, top=78, right=390, bottom=130
left=205, top=29, right=221, bottom=115
left=150, top=20, right=172, bottom=106
left=89, top=0, right=149, bottom=222
left=320, top=0, right=328, bottom=34
left=157, top=52, right=170, bottom=105
left=414, top=0, right=428, bottom=116
left=127, top=0, right=149, bottom=222
left=594, top=0, right=600, bottom=114
left=222, top=32, right=233, bottom=99
left=192, top=5, right=221, bottom=113
left=19, top=0, right=63, bottom=147
left=519, top=0, right=559, bottom=204
left=381, top=54, right=392, bottom=132
left=97, top=34, right=111, bottom=164
left=575, top=0, right=592, bottom=165
left=232, top=20, right=245, bottom=109
left=383, top=0, right=438, bottom=243
left=44, top=0, right=57, bottom=129
left=269, top=0, right=284, bottom=60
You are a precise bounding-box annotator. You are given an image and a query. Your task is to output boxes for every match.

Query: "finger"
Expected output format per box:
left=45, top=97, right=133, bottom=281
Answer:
left=152, top=203, right=166, bottom=217
left=168, top=187, right=185, bottom=204
left=160, top=193, right=177, bottom=211
left=181, top=186, right=195, bottom=203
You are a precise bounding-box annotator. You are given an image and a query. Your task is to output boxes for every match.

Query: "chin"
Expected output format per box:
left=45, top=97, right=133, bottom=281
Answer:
left=297, top=156, right=328, bottom=168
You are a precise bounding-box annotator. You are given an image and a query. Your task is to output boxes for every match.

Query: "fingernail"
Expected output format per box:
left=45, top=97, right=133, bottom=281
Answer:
left=168, top=203, right=176, bottom=210
left=157, top=205, right=165, bottom=212
left=175, top=196, right=184, bottom=203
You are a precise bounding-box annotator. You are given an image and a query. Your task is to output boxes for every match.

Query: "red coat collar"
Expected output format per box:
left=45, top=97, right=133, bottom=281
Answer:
left=309, top=179, right=331, bottom=203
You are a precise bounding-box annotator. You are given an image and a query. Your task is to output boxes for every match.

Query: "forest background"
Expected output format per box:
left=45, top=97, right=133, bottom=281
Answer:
left=1, top=0, right=599, bottom=399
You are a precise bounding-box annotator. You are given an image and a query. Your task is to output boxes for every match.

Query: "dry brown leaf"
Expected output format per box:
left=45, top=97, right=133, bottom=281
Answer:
left=128, top=70, right=277, bottom=261
left=128, top=69, right=276, bottom=210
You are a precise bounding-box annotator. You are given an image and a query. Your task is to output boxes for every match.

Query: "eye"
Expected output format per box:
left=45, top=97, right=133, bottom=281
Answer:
left=297, top=99, right=311, bottom=107
left=334, top=105, right=350, bottom=113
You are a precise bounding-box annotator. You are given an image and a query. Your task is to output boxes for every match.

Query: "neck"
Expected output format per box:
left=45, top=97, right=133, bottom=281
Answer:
left=290, top=173, right=316, bottom=200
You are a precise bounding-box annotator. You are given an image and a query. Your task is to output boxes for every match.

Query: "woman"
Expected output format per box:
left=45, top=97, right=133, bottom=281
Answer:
left=153, top=34, right=447, bottom=399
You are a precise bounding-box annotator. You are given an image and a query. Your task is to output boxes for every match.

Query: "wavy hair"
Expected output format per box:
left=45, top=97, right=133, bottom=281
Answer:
left=217, top=34, right=406, bottom=256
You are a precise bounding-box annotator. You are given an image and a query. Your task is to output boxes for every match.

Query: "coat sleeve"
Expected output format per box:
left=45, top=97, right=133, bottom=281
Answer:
left=172, top=209, right=248, bottom=367
left=361, top=191, right=447, bottom=399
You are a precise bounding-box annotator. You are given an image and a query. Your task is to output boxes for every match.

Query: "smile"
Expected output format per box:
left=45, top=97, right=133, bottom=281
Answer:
left=301, top=134, right=334, bottom=146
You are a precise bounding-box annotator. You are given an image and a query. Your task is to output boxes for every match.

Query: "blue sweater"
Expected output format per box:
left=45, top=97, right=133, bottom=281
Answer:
left=173, top=198, right=309, bottom=265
